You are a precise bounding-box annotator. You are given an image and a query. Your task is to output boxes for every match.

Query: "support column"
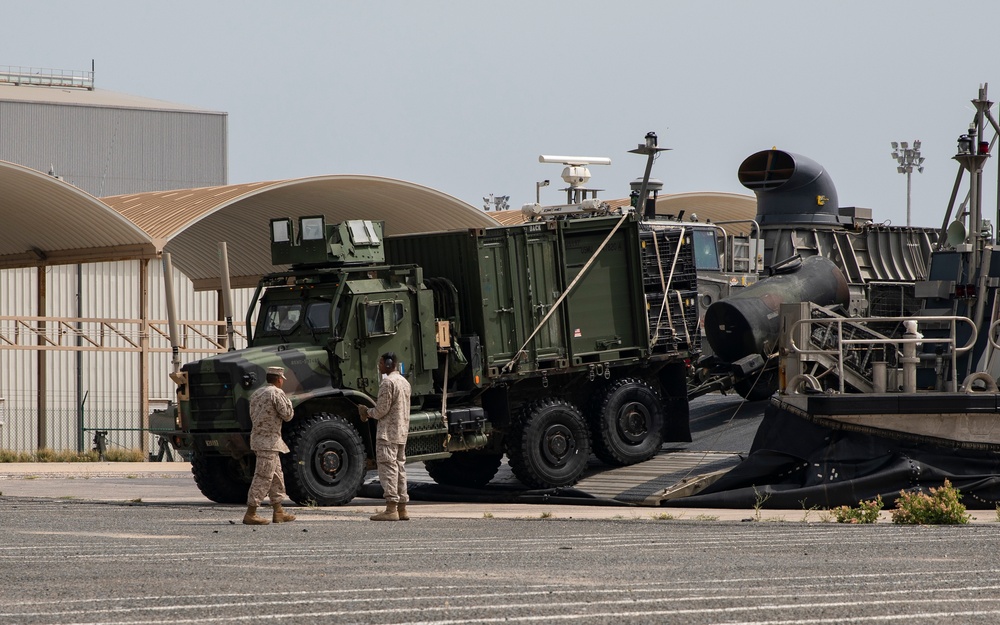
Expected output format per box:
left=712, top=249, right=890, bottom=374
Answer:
left=217, top=289, right=227, bottom=349
left=139, top=259, right=150, bottom=453
left=36, top=266, right=47, bottom=450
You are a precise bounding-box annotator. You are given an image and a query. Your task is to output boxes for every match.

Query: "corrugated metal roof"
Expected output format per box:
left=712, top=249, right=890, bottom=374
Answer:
left=0, top=84, right=223, bottom=114
left=653, top=192, right=758, bottom=236
left=1, top=163, right=499, bottom=281
left=102, top=175, right=500, bottom=288
left=0, top=160, right=156, bottom=268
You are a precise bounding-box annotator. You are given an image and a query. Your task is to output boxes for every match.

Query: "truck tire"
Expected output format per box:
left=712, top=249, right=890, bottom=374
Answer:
left=284, top=412, right=366, bottom=506
left=425, top=453, right=503, bottom=488
left=734, top=368, right=778, bottom=401
left=507, top=398, right=590, bottom=489
left=190, top=452, right=252, bottom=504
left=591, top=378, right=664, bottom=466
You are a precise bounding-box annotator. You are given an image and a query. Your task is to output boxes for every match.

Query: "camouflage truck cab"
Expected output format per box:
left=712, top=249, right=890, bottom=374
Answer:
left=167, top=211, right=700, bottom=506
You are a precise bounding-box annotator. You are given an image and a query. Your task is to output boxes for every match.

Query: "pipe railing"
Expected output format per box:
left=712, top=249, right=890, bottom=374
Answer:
left=788, top=315, right=977, bottom=393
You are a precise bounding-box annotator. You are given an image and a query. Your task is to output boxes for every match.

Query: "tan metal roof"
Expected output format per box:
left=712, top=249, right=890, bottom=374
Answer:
left=653, top=192, right=758, bottom=236
left=102, top=175, right=500, bottom=289
left=0, top=163, right=498, bottom=282
left=0, top=160, right=156, bottom=269
left=491, top=192, right=758, bottom=234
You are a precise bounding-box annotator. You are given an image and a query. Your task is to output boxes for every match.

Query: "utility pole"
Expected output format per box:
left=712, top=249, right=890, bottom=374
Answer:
left=891, top=140, right=925, bottom=226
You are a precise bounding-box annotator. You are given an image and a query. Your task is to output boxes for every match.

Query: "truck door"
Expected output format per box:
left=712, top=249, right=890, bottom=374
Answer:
left=479, top=238, right=518, bottom=369
left=523, top=232, right=564, bottom=366
left=355, top=297, right=407, bottom=393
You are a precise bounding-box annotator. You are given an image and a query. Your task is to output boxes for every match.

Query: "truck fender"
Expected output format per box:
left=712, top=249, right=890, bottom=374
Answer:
left=287, top=387, right=375, bottom=408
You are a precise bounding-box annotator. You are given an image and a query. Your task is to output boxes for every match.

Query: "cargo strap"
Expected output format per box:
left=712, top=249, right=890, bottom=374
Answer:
left=501, top=211, right=632, bottom=374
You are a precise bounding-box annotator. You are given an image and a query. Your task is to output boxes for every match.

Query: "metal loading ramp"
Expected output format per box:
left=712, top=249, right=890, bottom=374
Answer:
left=360, top=394, right=762, bottom=507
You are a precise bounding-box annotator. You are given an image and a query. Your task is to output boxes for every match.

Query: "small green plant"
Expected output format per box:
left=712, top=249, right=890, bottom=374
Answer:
left=482, top=512, right=494, bottom=519
left=652, top=512, right=677, bottom=521
left=799, top=499, right=821, bottom=522
left=692, top=514, right=719, bottom=521
left=891, top=479, right=971, bottom=525
left=995, top=505, right=1000, bottom=523
left=540, top=511, right=553, bottom=519
left=831, top=495, right=883, bottom=524
left=129, top=497, right=143, bottom=504
left=752, top=486, right=771, bottom=522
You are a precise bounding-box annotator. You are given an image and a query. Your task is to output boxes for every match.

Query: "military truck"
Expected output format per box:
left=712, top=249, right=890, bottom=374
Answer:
left=162, top=207, right=700, bottom=506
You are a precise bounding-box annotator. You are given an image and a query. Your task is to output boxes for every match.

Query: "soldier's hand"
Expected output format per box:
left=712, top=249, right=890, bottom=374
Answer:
left=358, top=405, right=368, bottom=421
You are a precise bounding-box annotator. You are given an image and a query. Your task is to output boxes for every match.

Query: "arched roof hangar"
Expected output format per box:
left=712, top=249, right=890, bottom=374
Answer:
left=0, top=161, right=499, bottom=288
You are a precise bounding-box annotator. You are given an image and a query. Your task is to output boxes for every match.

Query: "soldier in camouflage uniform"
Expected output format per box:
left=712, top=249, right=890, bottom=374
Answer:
left=359, top=352, right=412, bottom=521
left=243, top=366, right=297, bottom=525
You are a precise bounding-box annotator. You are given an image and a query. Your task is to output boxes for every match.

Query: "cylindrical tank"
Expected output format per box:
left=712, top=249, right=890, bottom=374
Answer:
left=738, top=149, right=841, bottom=228
left=704, top=255, right=850, bottom=361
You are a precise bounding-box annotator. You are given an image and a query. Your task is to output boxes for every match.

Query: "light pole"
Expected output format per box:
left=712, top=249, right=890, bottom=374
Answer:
left=535, top=179, right=549, bottom=204
left=891, top=140, right=925, bottom=226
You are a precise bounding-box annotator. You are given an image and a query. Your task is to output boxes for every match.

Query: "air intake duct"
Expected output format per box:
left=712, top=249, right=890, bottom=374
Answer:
left=738, top=149, right=842, bottom=227
left=704, top=255, right=850, bottom=362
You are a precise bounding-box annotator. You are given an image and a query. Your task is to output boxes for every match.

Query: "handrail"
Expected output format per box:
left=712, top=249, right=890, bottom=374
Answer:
left=788, top=315, right=977, bottom=393
left=986, top=318, right=1000, bottom=351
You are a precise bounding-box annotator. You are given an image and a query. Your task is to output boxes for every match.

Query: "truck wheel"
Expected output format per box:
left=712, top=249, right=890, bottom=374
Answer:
left=190, top=452, right=252, bottom=504
left=591, top=378, right=664, bottom=466
left=734, top=368, right=778, bottom=401
left=507, top=398, right=590, bottom=489
left=425, top=453, right=503, bottom=488
left=284, top=413, right=366, bottom=506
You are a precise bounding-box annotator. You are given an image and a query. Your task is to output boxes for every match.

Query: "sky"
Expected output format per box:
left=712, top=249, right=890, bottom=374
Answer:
left=4, top=1, right=1000, bottom=229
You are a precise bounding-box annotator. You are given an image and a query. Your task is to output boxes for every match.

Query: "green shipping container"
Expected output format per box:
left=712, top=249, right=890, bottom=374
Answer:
left=385, top=214, right=648, bottom=380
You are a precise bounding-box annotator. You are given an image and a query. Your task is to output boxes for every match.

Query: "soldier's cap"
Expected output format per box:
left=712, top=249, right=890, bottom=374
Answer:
left=266, top=366, right=286, bottom=379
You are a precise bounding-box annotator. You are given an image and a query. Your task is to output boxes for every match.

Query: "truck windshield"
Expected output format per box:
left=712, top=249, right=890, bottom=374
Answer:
left=692, top=229, right=721, bottom=271
left=263, top=303, right=303, bottom=333
left=260, top=300, right=341, bottom=335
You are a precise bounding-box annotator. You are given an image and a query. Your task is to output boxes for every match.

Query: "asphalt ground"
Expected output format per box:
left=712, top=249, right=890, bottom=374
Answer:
left=3, top=498, right=1000, bottom=624
left=4, top=393, right=1000, bottom=624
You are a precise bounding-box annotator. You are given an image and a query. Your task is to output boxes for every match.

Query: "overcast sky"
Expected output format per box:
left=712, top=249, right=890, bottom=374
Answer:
left=4, top=1, right=1000, bottom=228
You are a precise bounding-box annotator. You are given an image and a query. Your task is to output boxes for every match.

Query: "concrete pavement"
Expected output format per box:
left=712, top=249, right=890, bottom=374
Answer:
left=1, top=461, right=998, bottom=523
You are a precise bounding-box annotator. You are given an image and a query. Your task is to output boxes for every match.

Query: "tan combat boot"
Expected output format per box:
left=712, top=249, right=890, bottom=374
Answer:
left=397, top=502, right=410, bottom=521
left=243, top=505, right=270, bottom=525
left=272, top=503, right=296, bottom=523
left=370, top=501, right=399, bottom=521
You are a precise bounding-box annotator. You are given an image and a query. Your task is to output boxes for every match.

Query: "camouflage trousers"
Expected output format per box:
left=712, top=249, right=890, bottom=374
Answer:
left=376, top=441, right=408, bottom=504
left=247, top=450, right=287, bottom=506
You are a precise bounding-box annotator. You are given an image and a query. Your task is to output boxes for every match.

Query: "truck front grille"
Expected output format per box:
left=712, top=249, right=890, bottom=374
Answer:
left=187, top=371, right=238, bottom=428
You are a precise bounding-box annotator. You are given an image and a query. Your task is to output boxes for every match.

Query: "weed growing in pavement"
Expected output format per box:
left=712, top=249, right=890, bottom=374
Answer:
left=482, top=512, right=494, bottom=519
left=752, top=486, right=771, bottom=522
left=652, top=512, right=678, bottom=521
left=539, top=511, right=553, bottom=519
left=692, top=514, right=719, bottom=521
left=995, top=506, right=1000, bottom=522
left=831, top=495, right=883, bottom=524
left=891, top=480, right=970, bottom=525
left=799, top=499, right=821, bottom=522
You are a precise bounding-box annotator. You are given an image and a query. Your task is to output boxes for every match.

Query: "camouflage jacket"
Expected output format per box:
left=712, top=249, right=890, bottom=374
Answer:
left=368, top=371, right=411, bottom=445
left=249, top=384, right=294, bottom=453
